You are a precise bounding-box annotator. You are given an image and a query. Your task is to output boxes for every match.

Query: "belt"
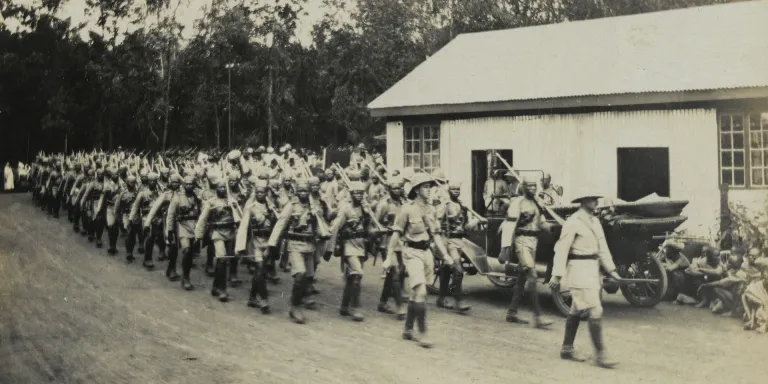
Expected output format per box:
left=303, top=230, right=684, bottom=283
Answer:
left=447, top=233, right=466, bottom=239
left=178, top=215, right=199, bottom=221
left=250, top=229, right=271, bottom=237
left=210, top=222, right=235, bottom=229
left=515, top=229, right=540, bottom=237
left=568, top=254, right=599, bottom=260
left=340, top=231, right=367, bottom=240
left=285, top=233, right=315, bottom=242
left=405, top=241, right=431, bottom=251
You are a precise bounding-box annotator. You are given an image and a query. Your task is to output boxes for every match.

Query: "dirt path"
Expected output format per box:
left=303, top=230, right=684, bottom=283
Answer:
left=0, top=194, right=764, bottom=384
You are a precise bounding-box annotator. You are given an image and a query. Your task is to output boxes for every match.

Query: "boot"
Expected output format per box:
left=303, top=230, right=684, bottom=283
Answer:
left=436, top=266, right=453, bottom=309
left=213, top=261, right=229, bottom=302
left=527, top=283, right=551, bottom=328
left=290, top=275, right=307, bottom=324
left=205, top=246, right=215, bottom=277
left=181, top=249, right=194, bottom=291
left=414, top=302, right=432, bottom=348
left=165, top=248, right=180, bottom=282
left=247, top=266, right=270, bottom=314
left=451, top=268, right=471, bottom=312
left=402, top=301, right=417, bottom=341
left=228, top=258, right=242, bottom=287
left=350, top=275, right=364, bottom=322
left=560, top=314, right=586, bottom=362
left=506, top=273, right=529, bottom=324
left=589, top=319, right=617, bottom=368
left=340, top=276, right=354, bottom=317
left=126, top=252, right=135, bottom=263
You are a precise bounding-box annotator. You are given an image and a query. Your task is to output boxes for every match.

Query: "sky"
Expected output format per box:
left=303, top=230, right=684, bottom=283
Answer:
left=5, top=0, right=341, bottom=46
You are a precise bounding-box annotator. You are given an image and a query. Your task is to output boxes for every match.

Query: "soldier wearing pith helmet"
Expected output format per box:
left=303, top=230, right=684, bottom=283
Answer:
left=386, top=173, right=452, bottom=348
left=549, top=195, right=621, bottom=368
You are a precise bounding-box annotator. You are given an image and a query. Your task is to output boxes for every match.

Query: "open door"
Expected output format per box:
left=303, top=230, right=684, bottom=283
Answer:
left=471, top=149, right=513, bottom=215
left=617, top=148, right=670, bottom=201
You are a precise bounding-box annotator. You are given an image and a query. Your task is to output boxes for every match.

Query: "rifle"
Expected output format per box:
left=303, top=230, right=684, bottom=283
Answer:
left=331, top=163, right=388, bottom=234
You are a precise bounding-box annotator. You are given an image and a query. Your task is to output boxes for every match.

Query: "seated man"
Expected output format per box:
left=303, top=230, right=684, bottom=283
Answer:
left=684, top=245, right=725, bottom=308
left=660, top=239, right=691, bottom=301
left=697, top=251, right=746, bottom=316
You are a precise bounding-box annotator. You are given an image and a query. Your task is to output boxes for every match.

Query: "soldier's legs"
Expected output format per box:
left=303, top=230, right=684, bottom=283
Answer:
left=106, top=210, right=118, bottom=254
left=448, top=250, right=470, bottom=312
left=288, top=252, right=310, bottom=324
left=142, top=227, right=155, bottom=269
left=136, top=219, right=146, bottom=254
left=278, top=239, right=289, bottom=271
left=567, top=288, right=614, bottom=367
left=93, top=213, right=104, bottom=247
left=402, top=249, right=433, bottom=347
left=204, top=237, right=215, bottom=277
left=125, top=223, right=139, bottom=262
left=152, top=222, right=166, bottom=261
left=247, top=248, right=270, bottom=313
left=165, top=235, right=180, bottom=282
left=211, top=240, right=230, bottom=302
left=340, top=256, right=364, bottom=321
left=179, top=238, right=194, bottom=290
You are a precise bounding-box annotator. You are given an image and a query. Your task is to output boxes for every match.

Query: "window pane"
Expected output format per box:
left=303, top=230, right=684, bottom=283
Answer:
left=733, top=115, right=743, bottom=131
left=734, top=170, right=745, bottom=185
left=431, top=126, right=439, bottom=140
left=432, top=155, right=440, bottom=168
left=763, top=132, right=768, bottom=147
left=751, top=132, right=762, bottom=149
left=750, top=114, right=761, bottom=131
left=722, top=169, right=733, bottom=185
left=751, top=151, right=763, bottom=167
left=733, top=133, right=744, bottom=149
left=721, top=134, right=732, bottom=149
left=431, top=139, right=440, bottom=154
left=413, top=140, right=420, bottom=154
left=424, top=154, right=431, bottom=168
left=734, top=151, right=744, bottom=167
left=720, top=115, right=731, bottom=131
left=752, top=169, right=764, bottom=185
left=721, top=152, right=733, bottom=167
left=765, top=169, right=768, bottom=185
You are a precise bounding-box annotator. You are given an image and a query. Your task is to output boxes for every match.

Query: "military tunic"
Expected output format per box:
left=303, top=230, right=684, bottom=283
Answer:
left=392, top=200, right=442, bottom=289
left=268, top=200, right=319, bottom=276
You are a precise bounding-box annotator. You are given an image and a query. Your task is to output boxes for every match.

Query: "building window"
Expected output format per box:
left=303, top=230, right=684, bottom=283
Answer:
left=404, top=122, right=440, bottom=173
left=719, top=112, right=768, bottom=188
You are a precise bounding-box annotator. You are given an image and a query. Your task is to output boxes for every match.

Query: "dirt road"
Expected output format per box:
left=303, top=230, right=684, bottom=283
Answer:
left=0, top=194, right=764, bottom=384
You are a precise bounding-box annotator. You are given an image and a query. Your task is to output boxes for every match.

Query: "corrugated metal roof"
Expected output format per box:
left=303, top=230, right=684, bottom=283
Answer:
left=368, top=1, right=768, bottom=111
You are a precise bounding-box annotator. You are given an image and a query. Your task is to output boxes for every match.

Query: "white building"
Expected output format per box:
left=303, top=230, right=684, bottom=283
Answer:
left=368, top=0, right=768, bottom=235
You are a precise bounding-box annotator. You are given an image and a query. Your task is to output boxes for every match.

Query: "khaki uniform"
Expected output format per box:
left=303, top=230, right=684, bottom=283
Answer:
left=328, top=204, right=373, bottom=276
left=552, top=209, right=617, bottom=313
left=268, top=200, right=319, bottom=277
left=392, top=200, right=442, bottom=289
left=235, top=199, right=275, bottom=262
left=500, top=196, right=545, bottom=268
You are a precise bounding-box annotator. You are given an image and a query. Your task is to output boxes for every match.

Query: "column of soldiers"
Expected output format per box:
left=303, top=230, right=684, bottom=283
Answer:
left=24, top=145, right=619, bottom=368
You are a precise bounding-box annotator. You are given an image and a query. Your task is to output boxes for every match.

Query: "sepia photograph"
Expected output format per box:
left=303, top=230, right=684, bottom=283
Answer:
left=0, top=0, right=766, bottom=383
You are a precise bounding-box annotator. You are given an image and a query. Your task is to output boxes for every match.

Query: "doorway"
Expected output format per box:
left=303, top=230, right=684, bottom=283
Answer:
left=617, top=148, right=670, bottom=202
left=471, top=149, right=513, bottom=215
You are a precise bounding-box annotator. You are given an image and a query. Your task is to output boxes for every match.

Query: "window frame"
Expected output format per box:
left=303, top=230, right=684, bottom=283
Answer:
left=403, top=122, right=441, bottom=173
left=718, top=111, right=768, bottom=189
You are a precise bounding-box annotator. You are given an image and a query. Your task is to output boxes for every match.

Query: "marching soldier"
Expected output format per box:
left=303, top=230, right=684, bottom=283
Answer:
left=386, top=173, right=452, bottom=348
left=143, top=174, right=180, bottom=272
left=549, top=195, right=622, bottom=368
left=129, top=172, right=162, bottom=269
left=46, top=164, right=64, bottom=218
left=71, top=166, right=92, bottom=235
left=434, top=181, right=483, bottom=312
left=101, top=167, right=121, bottom=255
left=498, top=176, right=553, bottom=328
left=64, top=162, right=82, bottom=223
left=235, top=179, right=276, bottom=313
left=80, top=169, right=106, bottom=247
left=326, top=181, right=382, bottom=322
left=266, top=180, right=326, bottom=324
left=194, top=178, right=238, bottom=302
left=366, top=172, right=387, bottom=205
left=166, top=175, right=203, bottom=290
left=376, top=176, right=407, bottom=319
left=200, top=170, right=221, bottom=277
left=308, top=176, right=333, bottom=295
left=115, top=174, right=141, bottom=262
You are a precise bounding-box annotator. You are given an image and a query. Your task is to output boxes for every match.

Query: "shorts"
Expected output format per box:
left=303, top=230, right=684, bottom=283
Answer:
left=342, top=256, right=365, bottom=276
left=289, top=251, right=315, bottom=277
left=514, top=236, right=537, bottom=268
left=402, top=247, right=435, bottom=289
left=570, top=288, right=602, bottom=313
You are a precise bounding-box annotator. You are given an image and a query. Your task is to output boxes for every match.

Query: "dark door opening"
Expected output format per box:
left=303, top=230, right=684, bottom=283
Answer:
left=617, top=148, right=670, bottom=202
left=471, top=149, right=513, bottom=215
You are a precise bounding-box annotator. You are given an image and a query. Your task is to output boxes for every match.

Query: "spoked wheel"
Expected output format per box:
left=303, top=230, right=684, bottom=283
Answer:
left=487, top=275, right=517, bottom=288
left=426, top=259, right=442, bottom=295
left=619, top=252, right=668, bottom=307
left=551, top=287, right=573, bottom=317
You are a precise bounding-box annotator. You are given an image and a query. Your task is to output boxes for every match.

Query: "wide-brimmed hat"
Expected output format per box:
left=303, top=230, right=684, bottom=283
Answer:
left=407, top=173, right=437, bottom=199
left=572, top=195, right=602, bottom=204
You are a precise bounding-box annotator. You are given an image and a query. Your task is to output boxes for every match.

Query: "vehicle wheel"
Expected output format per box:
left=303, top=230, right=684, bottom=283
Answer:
left=619, top=252, right=668, bottom=307
left=552, top=288, right=604, bottom=318
left=426, top=259, right=442, bottom=295
left=487, top=275, right=516, bottom=288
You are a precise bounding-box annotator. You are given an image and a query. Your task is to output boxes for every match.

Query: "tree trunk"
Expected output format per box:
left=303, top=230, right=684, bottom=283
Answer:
left=267, top=64, right=274, bottom=147
left=161, top=52, right=172, bottom=150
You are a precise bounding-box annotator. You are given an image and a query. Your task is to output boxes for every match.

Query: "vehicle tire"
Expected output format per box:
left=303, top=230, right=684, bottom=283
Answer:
left=552, top=288, right=604, bottom=317
left=487, top=275, right=516, bottom=288
left=619, top=252, right=668, bottom=307
left=426, top=259, right=442, bottom=295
